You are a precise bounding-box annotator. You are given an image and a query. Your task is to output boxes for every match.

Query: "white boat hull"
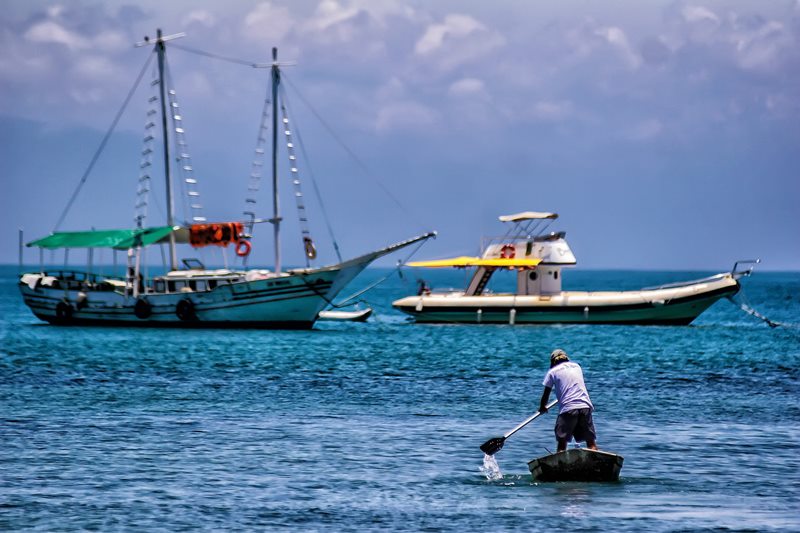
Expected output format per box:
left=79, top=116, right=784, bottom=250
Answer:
left=317, top=308, right=373, bottom=322
left=393, top=273, right=739, bottom=325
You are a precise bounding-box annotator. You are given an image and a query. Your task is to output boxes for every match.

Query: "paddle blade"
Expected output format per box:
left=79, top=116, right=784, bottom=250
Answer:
left=480, top=436, right=506, bottom=456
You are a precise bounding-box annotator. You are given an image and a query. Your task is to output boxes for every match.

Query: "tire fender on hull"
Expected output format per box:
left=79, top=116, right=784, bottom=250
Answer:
left=55, top=300, right=74, bottom=323
left=134, top=298, right=152, bottom=319
left=176, top=298, right=197, bottom=321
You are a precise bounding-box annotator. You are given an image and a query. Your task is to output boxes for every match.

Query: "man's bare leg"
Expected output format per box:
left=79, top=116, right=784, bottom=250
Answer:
left=586, top=439, right=598, bottom=451
left=557, top=439, right=568, bottom=452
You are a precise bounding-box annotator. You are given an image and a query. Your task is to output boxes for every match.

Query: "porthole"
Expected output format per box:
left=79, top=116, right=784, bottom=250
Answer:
left=529, top=271, right=538, bottom=281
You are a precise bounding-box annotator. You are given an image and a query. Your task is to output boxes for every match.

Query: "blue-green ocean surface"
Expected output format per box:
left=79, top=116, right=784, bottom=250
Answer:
left=1, top=265, right=799, bottom=531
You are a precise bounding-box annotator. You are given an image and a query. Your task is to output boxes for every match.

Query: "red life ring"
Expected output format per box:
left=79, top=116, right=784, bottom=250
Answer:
left=500, top=244, right=516, bottom=259
left=235, top=240, right=252, bottom=257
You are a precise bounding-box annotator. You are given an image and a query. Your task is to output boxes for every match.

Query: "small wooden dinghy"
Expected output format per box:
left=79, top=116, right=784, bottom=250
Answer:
left=528, top=448, right=623, bottom=482
left=317, top=308, right=373, bottom=322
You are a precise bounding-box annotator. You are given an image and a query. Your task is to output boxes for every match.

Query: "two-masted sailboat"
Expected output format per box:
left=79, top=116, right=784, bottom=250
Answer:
left=393, top=211, right=751, bottom=325
left=19, top=30, right=433, bottom=328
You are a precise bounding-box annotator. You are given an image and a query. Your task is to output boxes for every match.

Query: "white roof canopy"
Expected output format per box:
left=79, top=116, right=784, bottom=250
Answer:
left=498, top=211, right=558, bottom=222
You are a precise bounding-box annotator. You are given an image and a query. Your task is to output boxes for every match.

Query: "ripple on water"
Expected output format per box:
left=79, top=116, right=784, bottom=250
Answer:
left=1, top=268, right=799, bottom=531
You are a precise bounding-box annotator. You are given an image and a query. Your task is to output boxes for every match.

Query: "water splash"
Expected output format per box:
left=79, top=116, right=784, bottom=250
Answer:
left=480, top=453, right=503, bottom=481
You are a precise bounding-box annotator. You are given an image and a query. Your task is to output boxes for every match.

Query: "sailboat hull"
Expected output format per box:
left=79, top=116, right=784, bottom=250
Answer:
left=20, top=269, right=339, bottom=329
left=20, top=233, right=435, bottom=329
left=393, top=274, right=739, bottom=325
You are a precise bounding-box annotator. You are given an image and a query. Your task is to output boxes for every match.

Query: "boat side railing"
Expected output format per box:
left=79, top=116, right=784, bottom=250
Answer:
left=24, top=270, right=127, bottom=292
left=637, top=260, right=759, bottom=291
left=481, top=231, right=565, bottom=251
left=25, top=268, right=250, bottom=295
left=731, top=259, right=760, bottom=279
left=37, top=269, right=126, bottom=283
left=642, top=273, right=728, bottom=291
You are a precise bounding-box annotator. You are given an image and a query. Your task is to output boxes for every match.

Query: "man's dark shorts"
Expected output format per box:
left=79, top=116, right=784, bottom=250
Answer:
left=555, top=408, right=596, bottom=443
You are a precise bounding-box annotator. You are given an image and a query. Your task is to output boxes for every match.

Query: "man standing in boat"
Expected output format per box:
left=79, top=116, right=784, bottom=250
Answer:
left=539, top=349, right=598, bottom=452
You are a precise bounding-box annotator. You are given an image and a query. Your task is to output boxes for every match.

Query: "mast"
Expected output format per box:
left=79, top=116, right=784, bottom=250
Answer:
left=155, top=29, right=178, bottom=271
left=271, top=47, right=282, bottom=274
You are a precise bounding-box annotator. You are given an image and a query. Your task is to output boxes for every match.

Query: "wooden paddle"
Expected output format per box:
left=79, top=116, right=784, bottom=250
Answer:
left=480, top=399, right=558, bottom=456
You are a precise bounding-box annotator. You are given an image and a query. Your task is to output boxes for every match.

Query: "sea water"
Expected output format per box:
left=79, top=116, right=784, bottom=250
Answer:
left=480, top=453, right=503, bottom=481
left=1, top=266, right=799, bottom=531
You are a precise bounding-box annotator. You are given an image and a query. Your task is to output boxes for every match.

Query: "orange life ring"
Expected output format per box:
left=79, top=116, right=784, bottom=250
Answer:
left=500, top=244, right=516, bottom=259
left=235, top=240, right=252, bottom=257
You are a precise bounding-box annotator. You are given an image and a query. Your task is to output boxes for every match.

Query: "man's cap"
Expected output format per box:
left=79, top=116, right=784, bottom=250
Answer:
left=550, top=349, right=569, bottom=366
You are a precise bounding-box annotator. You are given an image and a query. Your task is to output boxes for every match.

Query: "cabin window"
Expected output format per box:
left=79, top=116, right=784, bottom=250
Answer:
left=529, top=271, right=538, bottom=281
left=195, top=280, right=207, bottom=292
left=167, top=281, right=176, bottom=292
left=208, top=280, right=217, bottom=290
left=188, top=280, right=197, bottom=291
left=154, top=280, right=165, bottom=293
left=554, top=271, right=559, bottom=280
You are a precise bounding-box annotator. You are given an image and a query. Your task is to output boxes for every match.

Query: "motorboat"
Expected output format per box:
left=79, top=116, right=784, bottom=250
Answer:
left=393, top=211, right=749, bottom=325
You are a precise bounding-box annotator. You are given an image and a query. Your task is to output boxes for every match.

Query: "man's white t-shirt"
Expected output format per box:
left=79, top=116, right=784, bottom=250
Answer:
left=542, top=361, right=593, bottom=414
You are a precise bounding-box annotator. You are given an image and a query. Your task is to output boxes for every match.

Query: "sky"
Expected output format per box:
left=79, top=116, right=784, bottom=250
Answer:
left=1, top=0, right=798, bottom=271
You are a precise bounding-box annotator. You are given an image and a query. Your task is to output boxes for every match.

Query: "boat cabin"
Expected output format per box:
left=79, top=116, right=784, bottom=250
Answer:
left=465, top=212, right=576, bottom=296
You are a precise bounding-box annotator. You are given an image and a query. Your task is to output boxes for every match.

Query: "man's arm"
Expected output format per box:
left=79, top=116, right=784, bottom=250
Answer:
left=539, top=386, right=552, bottom=413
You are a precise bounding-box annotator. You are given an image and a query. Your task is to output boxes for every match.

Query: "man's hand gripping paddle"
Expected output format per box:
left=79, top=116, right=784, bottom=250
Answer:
left=479, top=399, right=558, bottom=456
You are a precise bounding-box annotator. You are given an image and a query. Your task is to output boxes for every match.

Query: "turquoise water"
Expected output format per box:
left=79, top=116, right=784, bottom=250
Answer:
left=2, top=266, right=799, bottom=531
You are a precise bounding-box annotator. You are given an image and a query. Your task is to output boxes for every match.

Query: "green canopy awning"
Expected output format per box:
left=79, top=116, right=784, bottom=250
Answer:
left=27, top=226, right=182, bottom=250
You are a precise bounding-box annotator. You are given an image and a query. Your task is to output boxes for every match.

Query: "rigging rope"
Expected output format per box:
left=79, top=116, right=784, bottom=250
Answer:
left=169, top=43, right=262, bottom=68
left=241, top=74, right=271, bottom=266
left=132, top=61, right=159, bottom=229
left=324, top=237, right=432, bottom=308
left=164, top=57, right=205, bottom=225
left=165, top=43, right=436, bottom=261
left=279, top=86, right=344, bottom=263
left=282, top=74, right=421, bottom=225
left=278, top=87, right=315, bottom=267
left=55, top=51, right=155, bottom=231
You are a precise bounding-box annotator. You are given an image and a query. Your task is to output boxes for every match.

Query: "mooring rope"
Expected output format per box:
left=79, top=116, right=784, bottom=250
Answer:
left=298, top=236, right=432, bottom=310
left=727, top=294, right=781, bottom=328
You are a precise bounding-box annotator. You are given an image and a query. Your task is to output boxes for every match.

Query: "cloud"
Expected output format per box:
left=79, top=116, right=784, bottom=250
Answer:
left=640, top=36, right=671, bottom=66
left=183, top=10, right=216, bottom=28
left=447, top=77, right=487, bottom=98
left=376, top=77, right=406, bottom=101
left=682, top=5, right=720, bottom=25
left=73, top=55, right=119, bottom=80
left=413, top=14, right=505, bottom=73
left=415, top=14, right=482, bottom=55
left=242, top=2, right=294, bottom=44
left=565, top=20, right=641, bottom=69
left=660, top=4, right=796, bottom=74
left=375, top=101, right=437, bottom=132
left=595, top=26, right=641, bottom=69
left=298, top=0, right=415, bottom=50
left=24, top=20, right=88, bottom=50
left=528, top=100, right=574, bottom=122
left=627, top=118, right=663, bottom=141
left=92, top=30, right=127, bottom=51
left=731, top=19, right=791, bottom=71
left=306, top=0, right=362, bottom=32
